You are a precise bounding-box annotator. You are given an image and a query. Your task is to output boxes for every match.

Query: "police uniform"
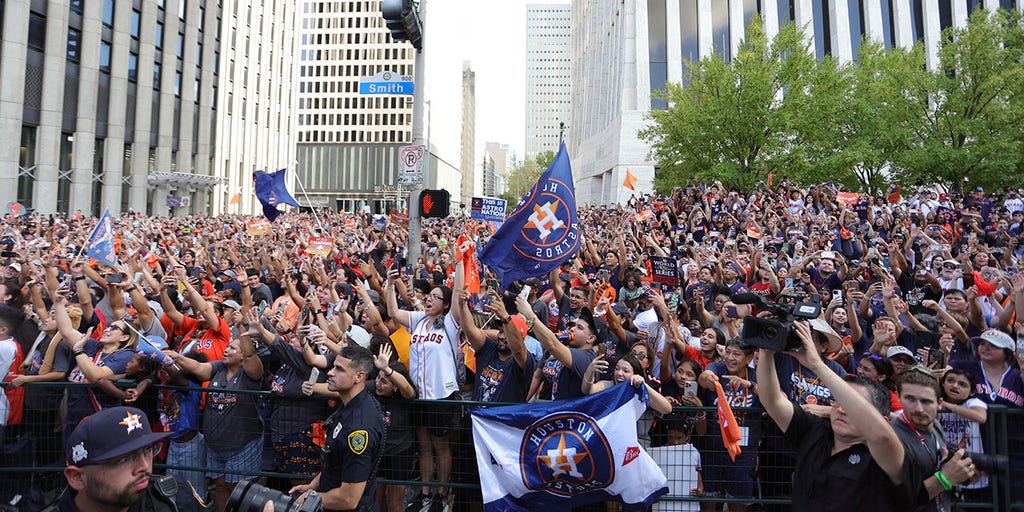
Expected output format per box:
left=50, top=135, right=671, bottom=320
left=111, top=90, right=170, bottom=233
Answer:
left=319, top=390, right=385, bottom=512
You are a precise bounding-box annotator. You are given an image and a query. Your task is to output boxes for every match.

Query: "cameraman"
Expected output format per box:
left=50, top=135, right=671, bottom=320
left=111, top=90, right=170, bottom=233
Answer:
left=757, top=321, right=916, bottom=511
left=892, top=366, right=977, bottom=512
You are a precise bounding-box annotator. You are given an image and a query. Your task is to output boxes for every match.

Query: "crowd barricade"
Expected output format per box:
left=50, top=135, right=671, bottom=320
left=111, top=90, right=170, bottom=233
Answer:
left=0, top=381, right=1018, bottom=510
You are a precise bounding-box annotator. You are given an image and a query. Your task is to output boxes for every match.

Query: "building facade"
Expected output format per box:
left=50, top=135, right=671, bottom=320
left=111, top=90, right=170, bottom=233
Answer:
left=460, top=60, right=475, bottom=208
left=525, top=3, right=571, bottom=160
left=294, top=0, right=415, bottom=214
left=568, top=0, right=1024, bottom=206
left=482, top=141, right=507, bottom=199
left=0, top=0, right=299, bottom=216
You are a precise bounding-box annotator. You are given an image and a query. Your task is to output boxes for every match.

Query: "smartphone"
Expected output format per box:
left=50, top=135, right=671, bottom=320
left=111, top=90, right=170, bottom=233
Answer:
left=832, top=290, right=842, bottom=302
left=487, top=279, right=500, bottom=291
left=106, top=273, right=125, bottom=284
left=684, top=380, right=698, bottom=399
left=785, top=278, right=794, bottom=288
left=963, top=273, right=975, bottom=289
left=519, top=285, right=531, bottom=299
left=724, top=305, right=740, bottom=319
left=928, top=347, right=946, bottom=368
left=306, top=367, right=320, bottom=385
left=405, top=264, right=413, bottom=275
left=257, top=300, right=268, bottom=317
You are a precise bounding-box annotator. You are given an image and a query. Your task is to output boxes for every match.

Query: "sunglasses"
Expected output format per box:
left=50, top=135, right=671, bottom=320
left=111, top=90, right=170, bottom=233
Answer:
left=106, top=324, right=126, bottom=333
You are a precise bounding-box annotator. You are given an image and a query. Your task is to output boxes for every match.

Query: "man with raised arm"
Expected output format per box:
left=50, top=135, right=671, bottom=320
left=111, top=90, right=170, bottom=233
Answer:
left=756, top=321, right=916, bottom=511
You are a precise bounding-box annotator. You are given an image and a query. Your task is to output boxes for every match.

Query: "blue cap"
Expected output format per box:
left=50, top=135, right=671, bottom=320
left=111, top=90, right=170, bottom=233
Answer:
left=66, top=406, right=170, bottom=466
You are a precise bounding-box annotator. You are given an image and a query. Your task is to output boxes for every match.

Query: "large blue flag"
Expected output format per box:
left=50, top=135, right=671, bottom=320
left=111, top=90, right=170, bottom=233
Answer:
left=471, top=383, right=669, bottom=511
left=86, top=207, right=118, bottom=267
left=479, top=142, right=579, bottom=288
left=253, top=169, right=301, bottom=221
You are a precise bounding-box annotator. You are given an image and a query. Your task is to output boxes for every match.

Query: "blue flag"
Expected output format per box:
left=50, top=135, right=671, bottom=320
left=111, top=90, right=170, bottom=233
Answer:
left=471, top=383, right=669, bottom=511
left=479, top=143, right=579, bottom=289
left=253, top=169, right=300, bottom=221
left=86, top=208, right=118, bottom=267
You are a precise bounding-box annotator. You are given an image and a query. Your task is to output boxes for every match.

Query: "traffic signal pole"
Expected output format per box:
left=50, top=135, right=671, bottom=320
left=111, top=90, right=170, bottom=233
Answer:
left=406, top=0, right=426, bottom=269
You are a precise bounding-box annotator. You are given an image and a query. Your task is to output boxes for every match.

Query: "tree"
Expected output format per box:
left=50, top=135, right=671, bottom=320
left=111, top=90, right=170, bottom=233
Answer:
left=534, top=150, right=556, bottom=172
left=639, top=16, right=839, bottom=191
left=499, top=157, right=545, bottom=212
left=895, top=9, right=1024, bottom=192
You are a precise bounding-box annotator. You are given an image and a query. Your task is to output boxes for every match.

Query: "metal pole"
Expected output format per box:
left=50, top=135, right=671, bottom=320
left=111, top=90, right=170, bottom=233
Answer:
left=425, top=100, right=432, bottom=188
left=407, top=0, right=427, bottom=268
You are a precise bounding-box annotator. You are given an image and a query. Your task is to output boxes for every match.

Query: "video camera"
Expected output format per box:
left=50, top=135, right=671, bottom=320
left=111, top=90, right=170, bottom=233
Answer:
left=733, top=292, right=822, bottom=352
left=226, top=479, right=323, bottom=512
left=945, top=443, right=1008, bottom=475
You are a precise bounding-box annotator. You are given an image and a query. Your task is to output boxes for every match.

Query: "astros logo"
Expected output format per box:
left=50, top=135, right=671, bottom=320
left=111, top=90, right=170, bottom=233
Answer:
left=516, top=178, right=580, bottom=263
left=520, top=413, right=614, bottom=496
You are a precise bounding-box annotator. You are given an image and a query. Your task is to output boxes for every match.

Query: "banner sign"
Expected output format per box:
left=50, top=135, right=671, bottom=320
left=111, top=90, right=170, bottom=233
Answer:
left=648, top=256, right=679, bottom=286
left=471, top=197, right=507, bottom=224
left=306, top=236, right=335, bottom=257
left=390, top=210, right=410, bottom=228
left=247, top=219, right=271, bottom=236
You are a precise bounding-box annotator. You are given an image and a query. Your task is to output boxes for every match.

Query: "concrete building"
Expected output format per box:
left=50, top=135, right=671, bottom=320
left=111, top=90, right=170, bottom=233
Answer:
left=525, top=3, right=571, bottom=159
left=568, top=0, right=1024, bottom=206
left=460, top=60, right=476, bottom=209
left=482, top=142, right=508, bottom=198
left=0, top=0, right=299, bottom=216
left=294, top=0, right=416, bottom=214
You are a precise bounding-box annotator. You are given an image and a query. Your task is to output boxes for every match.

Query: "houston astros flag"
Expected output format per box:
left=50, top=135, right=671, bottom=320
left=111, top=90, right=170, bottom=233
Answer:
left=471, top=383, right=668, bottom=511
left=479, top=142, right=579, bottom=289
left=253, top=169, right=300, bottom=221
left=86, top=208, right=118, bottom=267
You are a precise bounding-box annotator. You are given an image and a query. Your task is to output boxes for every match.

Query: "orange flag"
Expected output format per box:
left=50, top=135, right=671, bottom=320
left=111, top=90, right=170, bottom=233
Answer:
left=713, top=378, right=744, bottom=462
left=229, top=193, right=241, bottom=205
left=623, top=169, right=638, bottom=191
left=456, top=235, right=480, bottom=294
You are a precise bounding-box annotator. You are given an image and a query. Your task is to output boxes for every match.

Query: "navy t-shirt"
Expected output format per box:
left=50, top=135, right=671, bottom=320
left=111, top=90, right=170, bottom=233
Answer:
left=702, top=361, right=762, bottom=453
left=471, top=337, right=536, bottom=403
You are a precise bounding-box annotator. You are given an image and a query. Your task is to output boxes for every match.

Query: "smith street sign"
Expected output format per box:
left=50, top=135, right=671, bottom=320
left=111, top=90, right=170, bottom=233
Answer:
left=359, top=71, right=414, bottom=95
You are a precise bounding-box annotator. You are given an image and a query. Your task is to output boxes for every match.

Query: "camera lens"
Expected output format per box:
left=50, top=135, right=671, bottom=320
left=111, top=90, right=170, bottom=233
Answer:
left=226, top=480, right=323, bottom=512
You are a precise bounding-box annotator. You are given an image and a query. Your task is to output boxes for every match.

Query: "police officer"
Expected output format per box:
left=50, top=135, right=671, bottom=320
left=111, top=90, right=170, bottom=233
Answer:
left=54, top=406, right=177, bottom=512
left=291, top=345, right=384, bottom=512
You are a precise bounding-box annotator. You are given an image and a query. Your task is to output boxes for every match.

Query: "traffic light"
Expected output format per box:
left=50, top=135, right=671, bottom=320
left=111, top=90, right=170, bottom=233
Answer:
left=419, top=189, right=450, bottom=218
left=381, top=0, right=423, bottom=50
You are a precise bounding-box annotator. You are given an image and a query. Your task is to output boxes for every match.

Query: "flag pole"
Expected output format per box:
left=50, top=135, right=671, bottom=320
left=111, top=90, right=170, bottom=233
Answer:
left=291, top=171, right=326, bottom=232
left=74, top=207, right=109, bottom=261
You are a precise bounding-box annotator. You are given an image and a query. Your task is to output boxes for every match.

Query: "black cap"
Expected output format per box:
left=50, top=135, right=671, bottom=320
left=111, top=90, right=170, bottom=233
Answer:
left=66, top=407, right=170, bottom=466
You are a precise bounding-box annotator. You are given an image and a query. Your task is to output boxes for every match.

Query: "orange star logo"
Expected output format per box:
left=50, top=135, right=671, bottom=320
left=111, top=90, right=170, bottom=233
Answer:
left=538, top=434, right=587, bottom=478
left=119, top=412, right=143, bottom=434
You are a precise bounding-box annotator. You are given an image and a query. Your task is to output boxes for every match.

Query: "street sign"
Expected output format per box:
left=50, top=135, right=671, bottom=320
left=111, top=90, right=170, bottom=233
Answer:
left=359, top=71, right=414, bottom=95
left=398, top=145, right=424, bottom=185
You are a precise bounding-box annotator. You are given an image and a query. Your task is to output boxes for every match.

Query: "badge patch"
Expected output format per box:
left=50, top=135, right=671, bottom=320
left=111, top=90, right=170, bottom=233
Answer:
left=348, top=430, right=369, bottom=455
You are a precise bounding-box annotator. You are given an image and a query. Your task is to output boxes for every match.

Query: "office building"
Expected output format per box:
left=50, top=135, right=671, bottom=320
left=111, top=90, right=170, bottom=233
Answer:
left=460, top=61, right=476, bottom=208
left=568, top=0, right=1023, bottom=206
left=294, top=0, right=416, bottom=213
left=525, top=3, right=571, bottom=159
left=0, top=0, right=300, bottom=216
left=482, top=142, right=507, bottom=198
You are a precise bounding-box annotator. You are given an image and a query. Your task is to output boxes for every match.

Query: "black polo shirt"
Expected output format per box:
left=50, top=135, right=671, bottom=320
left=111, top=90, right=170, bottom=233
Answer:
left=785, top=403, right=917, bottom=511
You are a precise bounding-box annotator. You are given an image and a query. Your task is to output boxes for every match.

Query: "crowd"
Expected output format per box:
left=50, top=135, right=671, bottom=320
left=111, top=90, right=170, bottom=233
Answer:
left=0, top=177, right=1023, bottom=512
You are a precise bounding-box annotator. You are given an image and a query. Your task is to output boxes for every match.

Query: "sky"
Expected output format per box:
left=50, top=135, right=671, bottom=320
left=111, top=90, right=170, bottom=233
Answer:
left=419, top=0, right=570, bottom=189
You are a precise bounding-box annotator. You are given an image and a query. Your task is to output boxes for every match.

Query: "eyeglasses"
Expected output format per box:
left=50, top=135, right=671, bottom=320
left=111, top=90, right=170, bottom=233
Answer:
left=942, top=264, right=958, bottom=270
left=98, top=444, right=159, bottom=468
left=631, top=352, right=649, bottom=360
left=898, top=365, right=935, bottom=378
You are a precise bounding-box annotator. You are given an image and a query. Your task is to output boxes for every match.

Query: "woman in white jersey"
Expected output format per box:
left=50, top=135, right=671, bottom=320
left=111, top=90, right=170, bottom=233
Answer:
left=385, top=241, right=467, bottom=508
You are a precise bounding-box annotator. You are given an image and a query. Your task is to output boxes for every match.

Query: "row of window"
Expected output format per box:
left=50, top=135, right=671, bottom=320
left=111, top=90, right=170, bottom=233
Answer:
left=298, top=112, right=410, bottom=127
left=300, top=47, right=409, bottom=61
left=299, top=129, right=409, bottom=143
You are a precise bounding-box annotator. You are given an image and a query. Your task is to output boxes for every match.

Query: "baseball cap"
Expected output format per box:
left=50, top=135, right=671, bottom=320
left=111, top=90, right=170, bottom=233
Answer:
left=7, top=262, right=21, bottom=272
left=971, top=329, right=1014, bottom=350
left=346, top=325, right=371, bottom=348
left=509, top=314, right=528, bottom=338
left=220, top=269, right=237, bottom=280
left=222, top=299, right=241, bottom=312
left=886, top=346, right=916, bottom=361
left=66, top=406, right=170, bottom=466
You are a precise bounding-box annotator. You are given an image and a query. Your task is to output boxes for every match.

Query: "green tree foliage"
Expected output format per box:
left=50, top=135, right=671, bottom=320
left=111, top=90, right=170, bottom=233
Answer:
left=641, top=10, right=1024, bottom=194
left=500, top=157, right=546, bottom=212
left=895, top=10, right=1024, bottom=193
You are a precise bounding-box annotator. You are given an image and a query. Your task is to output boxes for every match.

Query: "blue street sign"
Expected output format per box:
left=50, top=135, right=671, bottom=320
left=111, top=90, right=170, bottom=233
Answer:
left=359, top=71, right=414, bottom=95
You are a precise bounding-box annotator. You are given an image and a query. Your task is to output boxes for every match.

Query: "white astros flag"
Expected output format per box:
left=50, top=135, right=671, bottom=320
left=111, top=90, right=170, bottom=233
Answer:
left=470, top=383, right=668, bottom=511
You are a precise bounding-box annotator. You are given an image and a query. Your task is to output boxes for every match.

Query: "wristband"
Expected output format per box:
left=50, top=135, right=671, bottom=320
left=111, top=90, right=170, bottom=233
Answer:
left=126, top=285, right=138, bottom=293
left=73, top=350, right=85, bottom=357
left=73, top=276, right=86, bottom=281
left=934, top=470, right=953, bottom=491
left=386, top=368, right=394, bottom=377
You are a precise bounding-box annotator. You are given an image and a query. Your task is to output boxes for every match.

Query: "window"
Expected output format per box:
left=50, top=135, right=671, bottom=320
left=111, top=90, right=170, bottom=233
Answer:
left=131, top=10, right=141, bottom=39
left=100, top=41, right=112, bottom=73
left=175, top=71, right=181, bottom=96
left=102, top=0, right=114, bottom=27
left=155, top=21, right=164, bottom=49
left=153, top=61, right=162, bottom=88
left=66, top=27, right=81, bottom=60
left=70, top=0, right=84, bottom=16
left=28, top=13, right=46, bottom=51
left=128, top=52, right=138, bottom=81
left=177, top=32, right=184, bottom=57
